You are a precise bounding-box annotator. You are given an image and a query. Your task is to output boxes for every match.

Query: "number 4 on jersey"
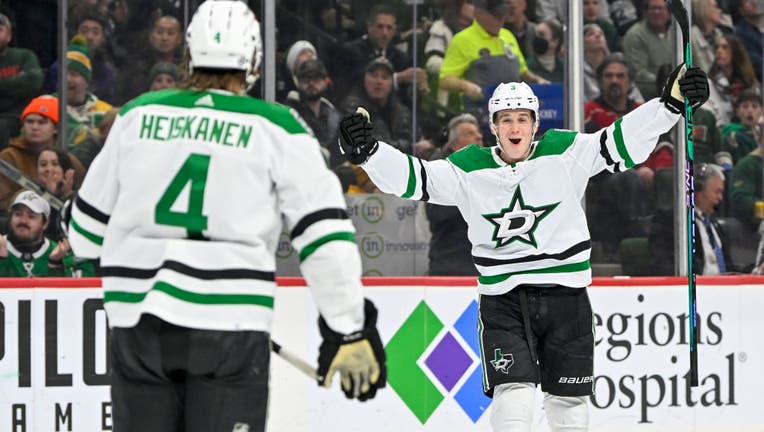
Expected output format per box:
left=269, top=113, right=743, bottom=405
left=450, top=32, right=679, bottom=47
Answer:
left=155, top=153, right=210, bottom=239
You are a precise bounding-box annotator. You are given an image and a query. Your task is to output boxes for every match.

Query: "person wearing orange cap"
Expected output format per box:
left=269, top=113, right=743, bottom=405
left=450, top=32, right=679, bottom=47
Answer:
left=0, top=95, right=85, bottom=209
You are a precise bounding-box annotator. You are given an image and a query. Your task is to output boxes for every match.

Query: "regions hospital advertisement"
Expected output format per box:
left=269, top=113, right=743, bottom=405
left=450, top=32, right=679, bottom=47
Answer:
left=0, top=277, right=762, bottom=431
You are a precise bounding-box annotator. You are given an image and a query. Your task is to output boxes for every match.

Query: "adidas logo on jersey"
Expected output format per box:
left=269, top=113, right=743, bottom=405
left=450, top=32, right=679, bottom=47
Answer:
left=195, top=95, right=215, bottom=107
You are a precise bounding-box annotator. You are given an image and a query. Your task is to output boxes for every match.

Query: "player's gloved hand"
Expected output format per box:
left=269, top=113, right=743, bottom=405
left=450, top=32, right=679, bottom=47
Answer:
left=317, top=298, right=387, bottom=401
left=338, top=109, right=378, bottom=165
left=660, top=64, right=709, bottom=115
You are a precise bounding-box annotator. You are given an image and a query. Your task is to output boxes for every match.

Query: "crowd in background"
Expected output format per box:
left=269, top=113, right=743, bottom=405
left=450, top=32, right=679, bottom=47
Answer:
left=0, top=0, right=763, bottom=277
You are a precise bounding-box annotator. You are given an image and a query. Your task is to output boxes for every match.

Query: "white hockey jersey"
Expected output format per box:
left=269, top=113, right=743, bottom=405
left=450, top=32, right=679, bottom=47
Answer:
left=363, top=99, right=680, bottom=295
left=69, top=88, right=364, bottom=334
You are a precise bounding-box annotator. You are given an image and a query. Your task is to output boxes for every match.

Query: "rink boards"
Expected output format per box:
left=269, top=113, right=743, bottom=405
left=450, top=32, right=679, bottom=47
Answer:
left=0, top=276, right=762, bottom=431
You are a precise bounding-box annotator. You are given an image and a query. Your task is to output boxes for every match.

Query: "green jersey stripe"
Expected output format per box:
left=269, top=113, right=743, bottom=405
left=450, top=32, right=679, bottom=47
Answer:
left=70, top=216, right=104, bottom=245
left=478, top=260, right=591, bottom=285
left=612, top=118, right=636, bottom=168
left=401, top=154, right=417, bottom=199
left=299, top=231, right=356, bottom=262
left=104, top=281, right=275, bottom=307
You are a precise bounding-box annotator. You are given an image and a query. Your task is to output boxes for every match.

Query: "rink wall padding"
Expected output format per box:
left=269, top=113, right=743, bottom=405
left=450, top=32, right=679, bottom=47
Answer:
left=0, top=276, right=762, bottom=432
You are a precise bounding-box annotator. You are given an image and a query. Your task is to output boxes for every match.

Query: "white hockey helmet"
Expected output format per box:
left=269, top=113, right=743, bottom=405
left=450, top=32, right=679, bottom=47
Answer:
left=186, top=0, right=262, bottom=87
left=488, top=82, right=540, bottom=130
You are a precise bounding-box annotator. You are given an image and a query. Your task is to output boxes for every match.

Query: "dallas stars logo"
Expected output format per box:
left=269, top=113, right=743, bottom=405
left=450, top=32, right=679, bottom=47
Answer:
left=482, top=187, right=558, bottom=248
left=490, top=348, right=514, bottom=374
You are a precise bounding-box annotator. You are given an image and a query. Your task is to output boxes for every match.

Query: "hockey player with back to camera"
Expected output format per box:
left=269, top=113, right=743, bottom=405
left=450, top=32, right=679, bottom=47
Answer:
left=339, top=64, right=708, bottom=430
left=67, top=1, right=386, bottom=431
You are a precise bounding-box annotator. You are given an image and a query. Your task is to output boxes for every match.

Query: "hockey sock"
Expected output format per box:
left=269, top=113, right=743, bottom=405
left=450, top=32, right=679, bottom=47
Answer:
left=543, top=394, right=589, bottom=432
left=489, top=382, right=535, bottom=432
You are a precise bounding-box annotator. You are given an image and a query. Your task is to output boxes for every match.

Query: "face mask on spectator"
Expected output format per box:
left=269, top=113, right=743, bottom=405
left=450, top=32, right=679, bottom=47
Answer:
left=532, top=37, right=550, bottom=55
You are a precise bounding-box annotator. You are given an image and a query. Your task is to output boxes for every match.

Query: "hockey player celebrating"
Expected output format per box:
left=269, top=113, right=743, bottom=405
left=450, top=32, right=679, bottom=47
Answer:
left=339, top=65, right=709, bottom=431
left=68, top=1, right=385, bottom=431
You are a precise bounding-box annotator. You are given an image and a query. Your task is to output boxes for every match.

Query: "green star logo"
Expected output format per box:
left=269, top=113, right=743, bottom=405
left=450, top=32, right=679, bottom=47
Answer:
left=489, top=348, right=514, bottom=374
left=482, top=187, right=558, bottom=248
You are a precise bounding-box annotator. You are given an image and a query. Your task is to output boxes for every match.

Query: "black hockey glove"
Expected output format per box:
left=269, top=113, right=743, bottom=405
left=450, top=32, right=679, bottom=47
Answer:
left=338, top=110, right=378, bottom=165
left=660, top=64, right=709, bottom=115
left=317, top=298, right=387, bottom=401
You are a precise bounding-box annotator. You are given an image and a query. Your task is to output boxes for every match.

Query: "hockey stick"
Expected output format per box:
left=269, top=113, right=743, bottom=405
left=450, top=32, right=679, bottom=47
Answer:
left=270, top=340, right=317, bottom=380
left=666, top=0, right=699, bottom=387
left=0, top=159, right=65, bottom=210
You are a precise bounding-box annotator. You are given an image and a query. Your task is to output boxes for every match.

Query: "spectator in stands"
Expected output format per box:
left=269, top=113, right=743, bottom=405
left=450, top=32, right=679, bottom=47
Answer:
left=284, top=59, right=344, bottom=168
left=4, top=1, right=57, bottom=68
left=36, top=147, right=76, bottom=242
left=585, top=54, right=650, bottom=259
left=334, top=5, right=427, bottom=104
left=148, top=14, right=183, bottom=63
left=0, top=189, right=95, bottom=277
left=424, top=0, right=474, bottom=110
left=286, top=40, right=317, bottom=79
left=526, top=20, right=564, bottom=83
left=585, top=54, right=641, bottom=133
left=731, top=0, right=764, bottom=77
left=535, top=0, right=565, bottom=22
left=70, top=104, right=119, bottom=171
left=622, top=0, right=675, bottom=100
left=344, top=165, right=381, bottom=194
left=583, top=24, right=644, bottom=103
left=536, top=0, right=637, bottom=34
left=0, top=96, right=86, bottom=209
left=341, top=57, right=414, bottom=154
left=0, top=13, right=42, bottom=151
left=692, top=0, right=729, bottom=72
left=426, top=113, right=482, bottom=276
left=279, top=40, right=317, bottom=102
left=584, top=0, right=621, bottom=52
left=722, top=88, right=763, bottom=164
left=650, top=163, right=735, bottom=275
left=505, top=0, right=537, bottom=58
left=610, top=0, right=641, bottom=35
left=44, top=11, right=117, bottom=103
left=583, top=23, right=610, bottom=102
left=63, top=36, right=114, bottom=163
left=730, top=142, right=763, bottom=230
left=706, top=33, right=759, bottom=126
left=440, top=0, right=548, bottom=113
left=116, top=15, right=183, bottom=104
left=148, top=61, right=181, bottom=91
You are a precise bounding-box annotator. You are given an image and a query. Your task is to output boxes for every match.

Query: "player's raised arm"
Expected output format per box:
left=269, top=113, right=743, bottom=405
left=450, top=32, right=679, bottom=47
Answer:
left=338, top=108, right=467, bottom=206
left=572, top=64, right=710, bottom=178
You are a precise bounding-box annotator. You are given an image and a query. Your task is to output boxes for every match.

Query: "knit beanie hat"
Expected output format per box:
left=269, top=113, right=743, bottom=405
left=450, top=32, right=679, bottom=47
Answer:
left=67, top=35, right=92, bottom=82
left=285, top=40, right=317, bottom=75
left=0, top=13, right=11, bottom=31
left=21, top=95, right=59, bottom=124
left=149, top=61, right=181, bottom=83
